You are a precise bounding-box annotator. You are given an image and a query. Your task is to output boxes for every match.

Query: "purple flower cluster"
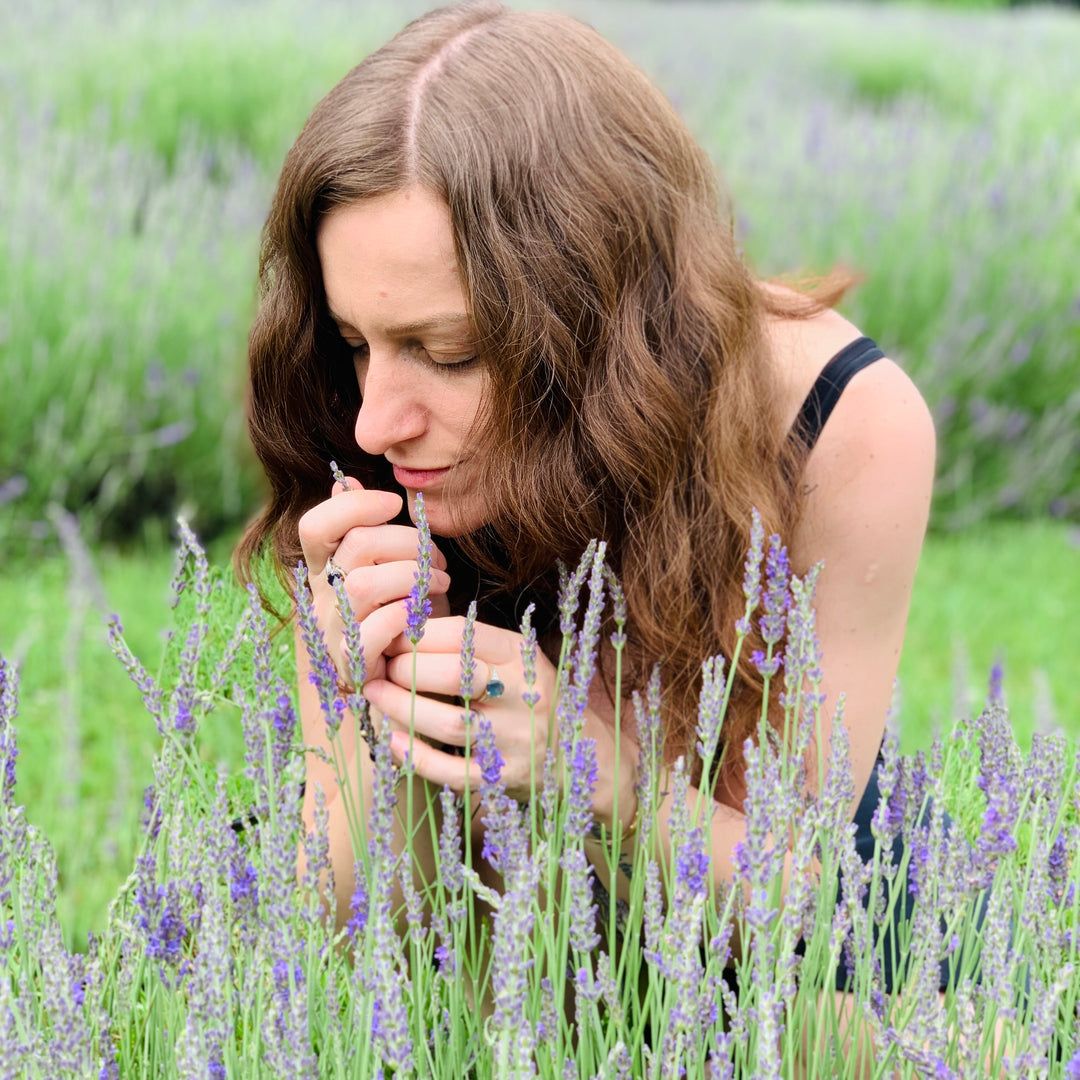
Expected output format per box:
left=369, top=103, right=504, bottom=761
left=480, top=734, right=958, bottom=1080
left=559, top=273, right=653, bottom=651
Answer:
left=405, top=491, right=433, bottom=645
left=293, top=561, right=346, bottom=738
left=735, top=507, right=766, bottom=636
left=357, top=736, right=414, bottom=1074
left=519, top=603, right=542, bottom=709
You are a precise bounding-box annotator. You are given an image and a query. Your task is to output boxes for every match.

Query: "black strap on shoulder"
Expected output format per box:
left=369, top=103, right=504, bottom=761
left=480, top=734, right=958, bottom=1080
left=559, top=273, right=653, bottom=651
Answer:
left=789, top=336, right=885, bottom=453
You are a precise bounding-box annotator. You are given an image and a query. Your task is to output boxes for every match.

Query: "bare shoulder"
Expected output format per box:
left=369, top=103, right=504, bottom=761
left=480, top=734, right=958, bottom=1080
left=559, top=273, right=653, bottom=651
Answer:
left=759, top=284, right=936, bottom=560
left=791, top=345, right=935, bottom=564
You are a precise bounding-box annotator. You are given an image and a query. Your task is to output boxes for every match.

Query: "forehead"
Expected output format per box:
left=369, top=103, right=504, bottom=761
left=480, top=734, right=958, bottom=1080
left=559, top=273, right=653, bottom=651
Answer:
left=316, top=187, right=466, bottom=330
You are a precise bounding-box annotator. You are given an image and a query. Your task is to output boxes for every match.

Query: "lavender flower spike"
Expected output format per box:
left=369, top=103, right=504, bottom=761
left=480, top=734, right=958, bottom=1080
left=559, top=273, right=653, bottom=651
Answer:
left=459, top=600, right=478, bottom=704
left=519, top=604, right=541, bottom=709
left=759, top=533, right=791, bottom=647
left=329, top=460, right=351, bottom=490
left=293, top=562, right=345, bottom=737
left=405, top=491, right=433, bottom=645
left=735, top=507, right=766, bottom=634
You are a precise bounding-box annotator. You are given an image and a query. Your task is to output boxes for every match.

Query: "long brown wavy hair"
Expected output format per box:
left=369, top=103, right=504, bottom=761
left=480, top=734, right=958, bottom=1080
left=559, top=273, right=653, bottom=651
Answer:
left=236, top=0, right=848, bottom=796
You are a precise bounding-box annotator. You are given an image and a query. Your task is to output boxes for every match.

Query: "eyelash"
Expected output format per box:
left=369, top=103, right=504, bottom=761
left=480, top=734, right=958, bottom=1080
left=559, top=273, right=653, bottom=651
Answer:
left=346, top=341, right=479, bottom=373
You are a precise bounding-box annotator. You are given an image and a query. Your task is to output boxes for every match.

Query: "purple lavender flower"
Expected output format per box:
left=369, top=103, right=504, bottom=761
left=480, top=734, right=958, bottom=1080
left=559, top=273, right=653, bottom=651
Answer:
left=987, top=657, right=1004, bottom=707
left=1026, top=729, right=1067, bottom=805
left=176, top=886, right=232, bottom=1080
left=604, top=565, right=627, bottom=649
left=695, top=655, right=727, bottom=766
left=107, top=615, right=165, bottom=729
left=458, top=599, right=477, bottom=703
left=632, top=665, right=664, bottom=851
left=438, top=786, right=465, bottom=895
left=560, top=846, right=600, bottom=954
left=346, top=865, right=369, bottom=942
left=293, top=562, right=346, bottom=737
left=331, top=573, right=367, bottom=702
left=779, top=563, right=824, bottom=730
left=871, top=726, right=905, bottom=845
left=329, top=460, right=350, bottom=490
left=475, top=717, right=527, bottom=875
left=99, top=1030, right=120, bottom=1080
left=654, top=761, right=713, bottom=1076
left=519, top=603, right=541, bottom=708
left=557, top=542, right=607, bottom=742
left=972, top=704, right=1021, bottom=889
left=300, top=785, right=332, bottom=908
left=356, top=739, right=414, bottom=1074
left=486, top=797, right=540, bottom=1076
left=751, top=648, right=782, bottom=680
left=735, top=507, right=766, bottom=635
left=1064, top=1049, right=1080, bottom=1080
left=557, top=539, right=599, bottom=637
left=0, top=658, right=18, bottom=809
left=405, top=491, right=433, bottom=645
left=643, top=859, right=664, bottom=967
left=1048, top=829, right=1070, bottom=901
left=133, top=852, right=185, bottom=970
left=536, top=976, right=558, bottom=1042
left=565, top=737, right=599, bottom=841
left=759, top=534, right=790, bottom=647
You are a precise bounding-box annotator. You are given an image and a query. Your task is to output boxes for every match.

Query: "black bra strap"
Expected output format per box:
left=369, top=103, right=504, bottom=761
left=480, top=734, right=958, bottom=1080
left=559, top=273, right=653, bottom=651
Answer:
left=790, top=336, right=885, bottom=453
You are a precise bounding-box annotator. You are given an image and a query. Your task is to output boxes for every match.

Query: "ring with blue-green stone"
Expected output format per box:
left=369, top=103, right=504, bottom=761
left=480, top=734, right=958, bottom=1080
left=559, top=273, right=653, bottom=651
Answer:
left=476, top=664, right=504, bottom=703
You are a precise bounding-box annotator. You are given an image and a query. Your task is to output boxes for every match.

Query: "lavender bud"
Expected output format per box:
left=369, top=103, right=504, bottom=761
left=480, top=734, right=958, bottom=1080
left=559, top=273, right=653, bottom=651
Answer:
left=329, top=460, right=350, bottom=490
left=735, top=507, right=766, bottom=636
left=405, top=492, right=433, bottom=645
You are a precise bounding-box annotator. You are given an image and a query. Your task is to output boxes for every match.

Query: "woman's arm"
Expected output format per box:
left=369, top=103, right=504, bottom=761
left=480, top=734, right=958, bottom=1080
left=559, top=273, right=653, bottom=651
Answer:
left=787, top=356, right=935, bottom=816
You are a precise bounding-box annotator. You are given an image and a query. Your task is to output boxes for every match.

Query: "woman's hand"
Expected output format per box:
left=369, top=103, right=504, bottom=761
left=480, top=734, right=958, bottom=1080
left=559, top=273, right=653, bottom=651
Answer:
left=366, top=617, right=639, bottom=831
left=296, top=477, right=452, bottom=686
left=365, top=616, right=557, bottom=802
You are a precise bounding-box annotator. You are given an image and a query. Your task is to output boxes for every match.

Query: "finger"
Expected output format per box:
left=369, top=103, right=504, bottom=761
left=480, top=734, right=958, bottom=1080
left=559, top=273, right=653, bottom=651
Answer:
left=335, top=523, right=448, bottom=572
left=364, top=679, right=473, bottom=747
left=382, top=651, right=487, bottom=701
left=343, top=562, right=451, bottom=621
left=387, top=729, right=482, bottom=795
left=383, top=616, right=517, bottom=663
left=356, top=599, right=415, bottom=668
left=298, top=489, right=404, bottom=571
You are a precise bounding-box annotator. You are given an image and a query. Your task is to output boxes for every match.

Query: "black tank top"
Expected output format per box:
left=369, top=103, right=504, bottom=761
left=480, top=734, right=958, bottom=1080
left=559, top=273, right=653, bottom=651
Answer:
left=789, top=336, right=885, bottom=452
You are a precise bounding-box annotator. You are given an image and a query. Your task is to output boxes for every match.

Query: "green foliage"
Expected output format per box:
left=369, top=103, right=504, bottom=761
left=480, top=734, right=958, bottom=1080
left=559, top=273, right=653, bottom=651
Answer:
left=1, top=0, right=1078, bottom=547
left=0, top=518, right=1073, bottom=948
left=1, top=528, right=1078, bottom=1076
left=39, top=12, right=386, bottom=171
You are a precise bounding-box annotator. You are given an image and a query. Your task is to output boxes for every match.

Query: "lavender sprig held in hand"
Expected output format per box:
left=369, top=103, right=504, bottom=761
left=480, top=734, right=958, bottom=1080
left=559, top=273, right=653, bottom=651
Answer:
left=405, top=492, right=433, bottom=646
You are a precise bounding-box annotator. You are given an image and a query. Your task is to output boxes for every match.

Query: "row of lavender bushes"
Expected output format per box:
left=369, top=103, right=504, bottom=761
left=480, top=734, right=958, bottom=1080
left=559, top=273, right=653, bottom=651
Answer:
left=2, top=505, right=1077, bottom=1077
left=2, top=0, right=1079, bottom=552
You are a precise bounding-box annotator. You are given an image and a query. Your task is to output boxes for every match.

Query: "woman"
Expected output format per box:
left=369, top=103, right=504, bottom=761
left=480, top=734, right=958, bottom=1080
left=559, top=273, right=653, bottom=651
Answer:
left=236, top=0, right=934, bottom=994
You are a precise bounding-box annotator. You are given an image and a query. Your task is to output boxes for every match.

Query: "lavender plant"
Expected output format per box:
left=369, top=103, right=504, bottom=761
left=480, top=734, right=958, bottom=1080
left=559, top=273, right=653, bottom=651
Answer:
left=0, top=516, right=1077, bottom=1078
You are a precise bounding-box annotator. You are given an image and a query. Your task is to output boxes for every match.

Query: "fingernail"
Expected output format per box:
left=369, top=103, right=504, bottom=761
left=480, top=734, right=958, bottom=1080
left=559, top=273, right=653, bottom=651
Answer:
left=380, top=491, right=402, bottom=512
left=432, top=568, right=451, bottom=589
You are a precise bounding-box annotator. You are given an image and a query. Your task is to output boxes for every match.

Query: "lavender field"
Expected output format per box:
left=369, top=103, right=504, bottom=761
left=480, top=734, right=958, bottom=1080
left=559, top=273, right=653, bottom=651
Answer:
left=1, top=0, right=1079, bottom=1076
left=1, top=0, right=1078, bottom=549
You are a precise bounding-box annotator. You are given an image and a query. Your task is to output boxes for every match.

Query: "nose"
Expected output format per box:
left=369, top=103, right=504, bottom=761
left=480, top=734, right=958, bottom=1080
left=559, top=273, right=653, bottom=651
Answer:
left=353, top=353, right=428, bottom=457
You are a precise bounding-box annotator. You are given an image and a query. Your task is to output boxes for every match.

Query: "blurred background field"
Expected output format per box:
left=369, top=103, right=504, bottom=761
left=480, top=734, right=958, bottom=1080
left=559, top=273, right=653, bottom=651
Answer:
left=1, top=0, right=1078, bottom=943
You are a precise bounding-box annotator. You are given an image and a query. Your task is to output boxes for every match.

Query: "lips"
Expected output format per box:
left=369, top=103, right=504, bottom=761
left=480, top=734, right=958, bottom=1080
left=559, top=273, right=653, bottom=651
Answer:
left=391, top=464, right=452, bottom=489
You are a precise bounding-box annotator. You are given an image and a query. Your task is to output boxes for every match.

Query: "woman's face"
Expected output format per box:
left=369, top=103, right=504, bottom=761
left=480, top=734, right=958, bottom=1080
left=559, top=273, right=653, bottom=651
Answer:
left=317, top=187, right=489, bottom=536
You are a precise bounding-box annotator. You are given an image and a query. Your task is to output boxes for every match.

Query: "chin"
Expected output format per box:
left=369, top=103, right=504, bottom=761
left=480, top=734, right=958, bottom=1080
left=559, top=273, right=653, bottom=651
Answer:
left=406, top=491, right=485, bottom=538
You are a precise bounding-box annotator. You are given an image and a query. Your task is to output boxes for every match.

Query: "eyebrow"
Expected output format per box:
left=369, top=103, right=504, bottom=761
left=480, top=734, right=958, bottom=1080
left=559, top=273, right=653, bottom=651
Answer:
left=327, top=311, right=473, bottom=338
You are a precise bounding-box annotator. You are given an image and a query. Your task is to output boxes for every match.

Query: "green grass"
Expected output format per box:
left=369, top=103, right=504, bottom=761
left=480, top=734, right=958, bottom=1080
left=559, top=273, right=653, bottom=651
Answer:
left=898, top=519, right=1080, bottom=748
left=0, top=518, right=1075, bottom=946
